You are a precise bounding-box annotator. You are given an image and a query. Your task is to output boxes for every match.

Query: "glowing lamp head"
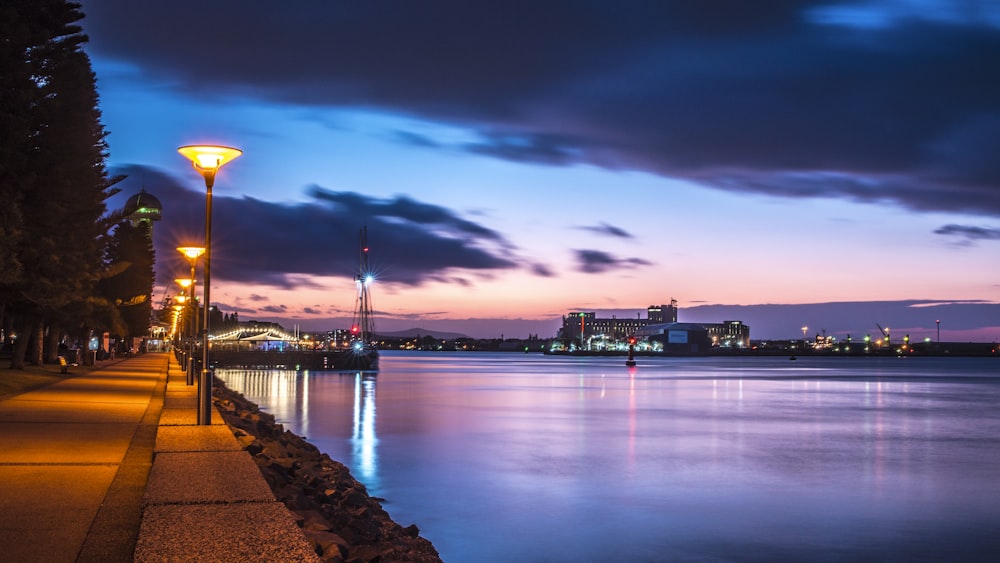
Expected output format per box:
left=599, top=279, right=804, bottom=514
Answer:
left=178, top=145, right=242, bottom=171
left=174, top=295, right=187, bottom=304
left=175, top=278, right=194, bottom=289
left=177, top=246, right=206, bottom=261
left=178, top=145, right=242, bottom=188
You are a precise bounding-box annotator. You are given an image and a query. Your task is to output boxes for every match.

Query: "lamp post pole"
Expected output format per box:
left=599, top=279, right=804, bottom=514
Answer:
left=178, top=145, right=242, bottom=425
left=188, top=275, right=196, bottom=380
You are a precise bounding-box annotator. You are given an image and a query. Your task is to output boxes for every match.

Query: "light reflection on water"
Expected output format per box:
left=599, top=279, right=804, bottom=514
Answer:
left=218, top=354, right=1000, bottom=562
left=352, top=373, right=378, bottom=485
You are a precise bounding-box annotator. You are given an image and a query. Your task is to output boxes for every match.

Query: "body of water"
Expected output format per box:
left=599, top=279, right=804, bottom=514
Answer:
left=218, top=352, right=1000, bottom=561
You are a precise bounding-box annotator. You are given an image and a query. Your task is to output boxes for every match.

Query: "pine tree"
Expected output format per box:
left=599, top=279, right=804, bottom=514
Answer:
left=2, top=1, right=115, bottom=369
left=0, top=1, right=38, bottom=293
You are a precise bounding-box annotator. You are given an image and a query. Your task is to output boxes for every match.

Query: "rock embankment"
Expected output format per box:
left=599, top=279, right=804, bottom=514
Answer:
left=213, top=382, right=442, bottom=563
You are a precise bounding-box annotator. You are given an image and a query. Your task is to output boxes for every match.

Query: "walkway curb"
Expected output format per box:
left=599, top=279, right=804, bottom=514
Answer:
left=133, top=356, right=320, bottom=562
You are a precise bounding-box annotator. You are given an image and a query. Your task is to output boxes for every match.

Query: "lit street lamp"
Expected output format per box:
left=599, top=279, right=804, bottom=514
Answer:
left=171, top=304, right=184, bottom=340
left=175, top=275, right=197, bottom=384
left=178, top=145, right=242, bottom=425
left=177, top=246, right=205, bottom=385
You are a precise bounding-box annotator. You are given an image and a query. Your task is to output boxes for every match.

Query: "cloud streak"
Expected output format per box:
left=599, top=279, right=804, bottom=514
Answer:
left=578, top=223, right=634, bottom=239
left=934, top=224, right=1000, bottom=242
left=574, top=249, right=653, bottom=274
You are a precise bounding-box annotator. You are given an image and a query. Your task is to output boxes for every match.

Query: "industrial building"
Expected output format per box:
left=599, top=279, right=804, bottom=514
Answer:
left=559, top=299, right=749, bottom=350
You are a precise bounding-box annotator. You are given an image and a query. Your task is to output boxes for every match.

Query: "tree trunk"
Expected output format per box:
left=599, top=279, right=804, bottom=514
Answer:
left=45, top=324, right=60, bottom=364
left=30, top=321, right=44, bottom=366
left=9, top=316, right=38, bottom=370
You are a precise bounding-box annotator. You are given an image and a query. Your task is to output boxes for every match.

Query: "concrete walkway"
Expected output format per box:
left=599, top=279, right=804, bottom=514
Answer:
left=0, top=353, right=318, bottom=562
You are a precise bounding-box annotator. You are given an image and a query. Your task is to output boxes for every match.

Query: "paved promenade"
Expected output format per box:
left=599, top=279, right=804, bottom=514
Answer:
left=0, top=353, right=318, bottom=562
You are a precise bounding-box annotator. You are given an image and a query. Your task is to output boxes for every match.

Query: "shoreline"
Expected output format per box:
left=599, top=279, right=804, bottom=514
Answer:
left=211, top=379, right=442, bottom=563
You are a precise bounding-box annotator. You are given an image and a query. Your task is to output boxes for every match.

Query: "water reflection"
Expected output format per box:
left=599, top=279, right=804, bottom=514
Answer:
left=218, top=355, right=1000, bottom=562
left=220, top=370, right=309, bottom=434
left=351, top=373, right=378, bottom=485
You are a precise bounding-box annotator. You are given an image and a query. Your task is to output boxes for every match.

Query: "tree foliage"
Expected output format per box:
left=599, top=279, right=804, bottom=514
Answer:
left=1, top=1, right=122, bottom=368
left=97, top=221, right=156, bottom=341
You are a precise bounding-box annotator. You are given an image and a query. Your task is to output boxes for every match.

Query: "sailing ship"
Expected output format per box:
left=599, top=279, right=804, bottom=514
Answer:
left=345, top=226, right=380, bottom=371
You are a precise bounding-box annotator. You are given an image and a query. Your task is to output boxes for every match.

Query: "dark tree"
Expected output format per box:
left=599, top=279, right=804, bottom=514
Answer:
left=1, top=1, right=117, bottom=369
left=97, top=221, right=156, bottom=346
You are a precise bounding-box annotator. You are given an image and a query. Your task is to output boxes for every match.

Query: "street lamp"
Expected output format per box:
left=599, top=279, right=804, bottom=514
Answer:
left=178, top=145, right=242, bottom=425
left=171, top=304, right=184, bottom=340
left=177, top=246, right=205, bottom=386
left=175, top=274, right=198, bottom=384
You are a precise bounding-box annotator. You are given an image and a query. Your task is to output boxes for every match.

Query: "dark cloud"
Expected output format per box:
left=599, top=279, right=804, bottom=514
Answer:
left=393, top=130, right=441, bottom=149
left=302, top=307, right=321, bottom=315
left=260, top=305, right=288, bottom=314
left=80, top=2, right=1000, bottom=216
left=530, top=263, right=556, bottom=277
left=308, top=188, right=509, bottom=245
left=574, top=249, right=653, bottom=274
left=463, top=132, right=583, bottom=165
left=110, top=165, right=540, bottom=288
left=933, top=224, right=1000, bottom=242
left=578, top=223, right=634, bottom=239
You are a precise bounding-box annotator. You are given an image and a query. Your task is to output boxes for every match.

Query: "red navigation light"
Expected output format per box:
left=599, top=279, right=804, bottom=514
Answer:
left=351, top=325, right=359, bottom=334
left=363, top=247, right=369, bottom=253
left=628, top=337, right=637, bottom=345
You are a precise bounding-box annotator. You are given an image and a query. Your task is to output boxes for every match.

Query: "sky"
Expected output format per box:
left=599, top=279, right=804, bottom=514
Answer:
left=76, top=0, right=1000, bottom=341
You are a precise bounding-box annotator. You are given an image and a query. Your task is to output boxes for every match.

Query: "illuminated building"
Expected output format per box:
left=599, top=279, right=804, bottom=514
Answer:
left=560, top=299, right=749, bottom=349
left=701, top=321, right=751, bottom=348
left=562, top=301, right=678, bottom=341
left=635, top=322, right=711, bottom=353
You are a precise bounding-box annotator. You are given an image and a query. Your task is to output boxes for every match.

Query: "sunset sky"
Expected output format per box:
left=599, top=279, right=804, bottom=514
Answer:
left=78, top=1, right=999, bottom=340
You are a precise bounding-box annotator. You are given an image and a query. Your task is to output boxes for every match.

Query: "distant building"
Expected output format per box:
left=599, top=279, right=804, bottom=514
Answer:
left=635, top=322, right=711, bottom=353
left=702, top=321, right=751, bottom=348
left=561, top=301, right=678, bottom=344
left=122, top=189, right=162, bottom=236
left=559, top=299, right=749, bottom=349
left=646, top=301, right=678, bottom=324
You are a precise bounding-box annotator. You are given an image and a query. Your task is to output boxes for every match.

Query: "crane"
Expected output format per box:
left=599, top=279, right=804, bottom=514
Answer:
left=876, top=323, right=890, bottom=346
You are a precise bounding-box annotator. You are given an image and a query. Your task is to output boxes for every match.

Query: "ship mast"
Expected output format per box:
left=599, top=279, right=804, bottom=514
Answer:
left=351, top=226, right=376, bottom=345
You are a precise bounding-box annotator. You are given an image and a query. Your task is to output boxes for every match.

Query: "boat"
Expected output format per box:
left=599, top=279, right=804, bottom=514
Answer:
left=346, top=226, right=380, bottom=371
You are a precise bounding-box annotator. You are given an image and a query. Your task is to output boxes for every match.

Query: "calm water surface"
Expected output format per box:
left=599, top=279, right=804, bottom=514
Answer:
left=218, top=353, right=1000, bottom=562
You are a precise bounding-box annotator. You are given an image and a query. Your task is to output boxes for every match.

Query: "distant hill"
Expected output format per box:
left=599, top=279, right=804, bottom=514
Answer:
left=376, top=327, right=470, bottom=340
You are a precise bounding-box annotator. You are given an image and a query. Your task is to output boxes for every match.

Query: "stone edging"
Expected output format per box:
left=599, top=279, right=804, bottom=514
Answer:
left=212, top=381, right=442, bottom=563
